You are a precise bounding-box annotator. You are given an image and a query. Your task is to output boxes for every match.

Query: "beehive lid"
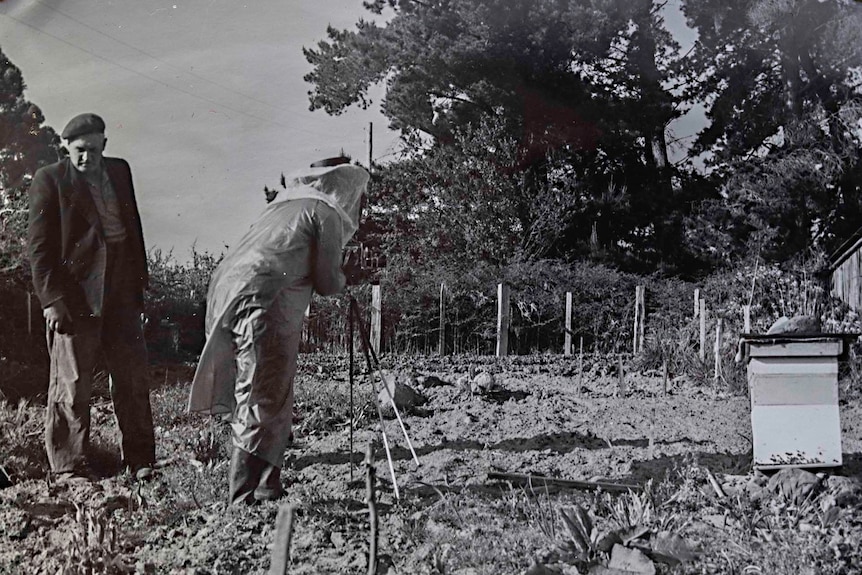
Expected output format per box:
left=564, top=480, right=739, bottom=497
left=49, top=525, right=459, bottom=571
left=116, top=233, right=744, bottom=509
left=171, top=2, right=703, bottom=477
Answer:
left=740, top=334, right=858, bottom=361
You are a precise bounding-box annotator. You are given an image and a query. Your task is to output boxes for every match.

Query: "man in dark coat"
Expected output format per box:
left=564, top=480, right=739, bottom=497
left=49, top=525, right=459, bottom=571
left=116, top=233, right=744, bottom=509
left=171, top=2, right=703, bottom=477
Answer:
left=28, top=113, right=155, bottom=482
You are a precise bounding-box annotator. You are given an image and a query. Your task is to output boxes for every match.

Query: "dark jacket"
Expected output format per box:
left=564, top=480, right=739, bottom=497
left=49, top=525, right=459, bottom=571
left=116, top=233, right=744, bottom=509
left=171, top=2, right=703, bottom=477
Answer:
left=28, top=156, right=149, bottom=317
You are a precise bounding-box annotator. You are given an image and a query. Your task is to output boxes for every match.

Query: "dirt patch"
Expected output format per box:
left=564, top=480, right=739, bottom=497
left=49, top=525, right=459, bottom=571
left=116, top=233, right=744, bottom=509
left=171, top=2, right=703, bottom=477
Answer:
left=2, top=354, right=861, bottom=574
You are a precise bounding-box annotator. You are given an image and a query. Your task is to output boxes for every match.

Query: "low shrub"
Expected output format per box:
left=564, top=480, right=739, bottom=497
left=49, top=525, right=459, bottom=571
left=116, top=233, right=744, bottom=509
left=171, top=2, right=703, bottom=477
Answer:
left=0, top=398, right=46, bottom=483
left=144, top=247, right=222, bottom=361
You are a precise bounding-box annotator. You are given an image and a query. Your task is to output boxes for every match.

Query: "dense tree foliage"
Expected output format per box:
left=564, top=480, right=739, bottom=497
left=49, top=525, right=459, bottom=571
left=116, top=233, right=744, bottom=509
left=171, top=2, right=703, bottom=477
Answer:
left=362, top=119, right=537, bottom=266
left=680, top=0, right=862, bottom=161
left=305, top=0, right=702, bottom=272
left=0, top=46, right=60, bottom=274
left=306, top=0, right=862, bottom=274
left=679, top=0, right=862, bottom=263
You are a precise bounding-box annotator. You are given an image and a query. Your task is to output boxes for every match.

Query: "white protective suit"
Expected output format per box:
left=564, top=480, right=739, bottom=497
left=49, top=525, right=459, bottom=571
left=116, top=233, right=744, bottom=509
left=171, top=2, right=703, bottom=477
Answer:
left=189, top=163, right=369, bottom=467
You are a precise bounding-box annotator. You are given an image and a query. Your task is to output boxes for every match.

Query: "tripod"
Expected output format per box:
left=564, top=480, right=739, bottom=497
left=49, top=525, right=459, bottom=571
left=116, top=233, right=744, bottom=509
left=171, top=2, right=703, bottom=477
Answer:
left=346, top=292, right=418, bottom=499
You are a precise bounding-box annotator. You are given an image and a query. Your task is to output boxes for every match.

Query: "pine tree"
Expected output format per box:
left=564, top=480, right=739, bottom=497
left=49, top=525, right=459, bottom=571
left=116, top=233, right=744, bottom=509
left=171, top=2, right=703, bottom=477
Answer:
left=678, top=0, right=862, bottom=262
left=303, top=0, right=700, bottom=271
left=0, top=46, right=60, bottom=275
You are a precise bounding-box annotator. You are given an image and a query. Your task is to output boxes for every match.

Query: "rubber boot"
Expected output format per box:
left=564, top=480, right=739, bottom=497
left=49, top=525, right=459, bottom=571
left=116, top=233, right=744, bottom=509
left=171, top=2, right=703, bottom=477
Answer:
left=254, top=464, right=284, bottom=502
left=228, top=447, right=267, bottom=505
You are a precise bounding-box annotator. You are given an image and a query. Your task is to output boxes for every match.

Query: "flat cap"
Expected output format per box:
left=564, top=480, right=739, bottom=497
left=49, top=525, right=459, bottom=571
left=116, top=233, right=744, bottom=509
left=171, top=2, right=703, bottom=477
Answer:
left=61, top=113, right=106, bottom=140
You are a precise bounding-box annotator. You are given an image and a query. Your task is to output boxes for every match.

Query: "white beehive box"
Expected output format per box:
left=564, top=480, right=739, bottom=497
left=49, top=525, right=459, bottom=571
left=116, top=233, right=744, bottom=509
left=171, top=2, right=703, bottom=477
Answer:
left=746, top=338, right=844, bottom=470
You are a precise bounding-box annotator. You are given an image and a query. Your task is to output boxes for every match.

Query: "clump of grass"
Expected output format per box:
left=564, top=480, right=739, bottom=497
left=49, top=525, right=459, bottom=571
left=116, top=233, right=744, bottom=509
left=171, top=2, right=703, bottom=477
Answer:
left=188, top=421, right=226, bottom=466
left=635, top=313, right=748, bottom=394
left=60, top=502, right=131, bottom=575
left=150, top=378, right=231, bottom=465
left=839, top=345, right=862, bottom=401
left=636, top=314, right=701, bottom=376
left=0, top=398, right=46, bottom=482
left=600, top=483, right=654, bottom=532
left=518, top=483, right=559, bottom=542
left=391, top=488, right=560, bottom=574
left=144, top=378, right=232, bottom=521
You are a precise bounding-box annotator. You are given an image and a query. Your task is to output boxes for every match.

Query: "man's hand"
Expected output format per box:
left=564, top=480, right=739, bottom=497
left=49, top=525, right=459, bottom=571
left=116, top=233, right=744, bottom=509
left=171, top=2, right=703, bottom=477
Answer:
left=44, top=300, right=74, bottom=334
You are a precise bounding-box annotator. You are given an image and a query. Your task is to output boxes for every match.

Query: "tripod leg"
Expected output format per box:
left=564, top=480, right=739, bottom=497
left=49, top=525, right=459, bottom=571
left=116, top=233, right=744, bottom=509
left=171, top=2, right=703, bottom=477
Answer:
left=349, top=296, right=420, bottom=466
left=349, top=300, right=354, bottom=482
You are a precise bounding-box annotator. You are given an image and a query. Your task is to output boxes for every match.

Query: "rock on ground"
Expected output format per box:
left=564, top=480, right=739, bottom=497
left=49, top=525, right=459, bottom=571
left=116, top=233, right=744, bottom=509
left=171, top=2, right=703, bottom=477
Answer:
left=377, top=371, right=428, bottom=418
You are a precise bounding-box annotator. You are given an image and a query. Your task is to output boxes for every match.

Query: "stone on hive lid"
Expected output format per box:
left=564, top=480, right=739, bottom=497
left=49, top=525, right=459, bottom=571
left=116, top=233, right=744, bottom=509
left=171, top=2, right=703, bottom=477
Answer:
left=766, top=315, right=821, bottom=335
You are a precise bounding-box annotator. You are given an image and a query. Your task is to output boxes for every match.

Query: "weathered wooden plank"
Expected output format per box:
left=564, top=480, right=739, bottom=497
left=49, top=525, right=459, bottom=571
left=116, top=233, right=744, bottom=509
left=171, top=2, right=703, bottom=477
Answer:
left=370, top=285, right=382, bottom=356
left=496, top=283, right=510, bottom=357
left=268, top=504, right=297, bottom=575
left=438, top=282, right=446, bottom=356
left=564, top=292, right=573, bottom=356
left=699, top=299, right=706, bottom=361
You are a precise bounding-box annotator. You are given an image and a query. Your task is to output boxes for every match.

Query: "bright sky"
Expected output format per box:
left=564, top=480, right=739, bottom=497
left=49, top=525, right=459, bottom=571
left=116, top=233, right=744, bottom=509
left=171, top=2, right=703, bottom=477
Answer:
left=0, top=0, right=701, bottom=262
left=0, top=0, right=401, bottom=260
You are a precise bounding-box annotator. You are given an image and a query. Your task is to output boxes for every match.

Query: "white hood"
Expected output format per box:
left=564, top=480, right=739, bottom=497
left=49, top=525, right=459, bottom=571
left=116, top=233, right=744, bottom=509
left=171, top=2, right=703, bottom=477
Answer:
left=274, top=163, right=369, bottom=248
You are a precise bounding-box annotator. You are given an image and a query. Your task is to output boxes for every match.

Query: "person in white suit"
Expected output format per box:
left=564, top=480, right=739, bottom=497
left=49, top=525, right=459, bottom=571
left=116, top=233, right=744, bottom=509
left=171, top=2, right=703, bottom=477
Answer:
left=189, top=158, right=368, bottom=504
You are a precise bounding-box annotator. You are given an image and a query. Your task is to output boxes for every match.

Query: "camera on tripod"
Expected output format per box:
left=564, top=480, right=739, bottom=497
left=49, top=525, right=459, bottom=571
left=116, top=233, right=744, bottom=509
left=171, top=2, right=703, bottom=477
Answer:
left=343, top=242, right=385, bottom=285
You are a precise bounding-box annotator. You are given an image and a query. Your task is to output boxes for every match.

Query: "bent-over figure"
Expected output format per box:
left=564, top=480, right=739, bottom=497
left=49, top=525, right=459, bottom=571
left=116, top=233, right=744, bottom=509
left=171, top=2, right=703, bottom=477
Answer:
left=189, top=160, right=368, bottom=504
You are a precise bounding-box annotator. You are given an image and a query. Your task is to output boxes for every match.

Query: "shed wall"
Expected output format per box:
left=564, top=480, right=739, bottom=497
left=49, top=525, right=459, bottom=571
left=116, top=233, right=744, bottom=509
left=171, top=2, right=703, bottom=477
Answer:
left=832, top=248, right=862, bottom=310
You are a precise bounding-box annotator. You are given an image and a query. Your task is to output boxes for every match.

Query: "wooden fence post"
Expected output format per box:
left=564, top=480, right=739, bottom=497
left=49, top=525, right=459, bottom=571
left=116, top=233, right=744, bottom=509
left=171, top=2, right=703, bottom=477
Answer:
left=366, top=444, right=379, bottom=575
left=662, top=360, right=669, bottom=396
left=496, top=283, right=510, bottom=357
left=578, top=336, right=584, bottom=393
left=633, top=286, right=645, bottom=354
left=454, top=307, right=459, bottom=355
left=633, top=286, right=639, bottom=354
left=699, top=299, right=707, bottom=361
left=694, top=288, right=700, bottom=318
left=638, top=287, right=645, bottom=353
left=438, top=282, right=446, bottom=356
left=648, top=407, right=656, bottom=458
left=564, top=292, right=573, bottom=356
left=302, top=304, right=311, bottom=348
left=371, top=285, right=382, bottom=356
left=714, top=318, right=723, bottom=384
left=268, top=504, right=297, bottom=575
left=617, top=354, right=626, bottom=397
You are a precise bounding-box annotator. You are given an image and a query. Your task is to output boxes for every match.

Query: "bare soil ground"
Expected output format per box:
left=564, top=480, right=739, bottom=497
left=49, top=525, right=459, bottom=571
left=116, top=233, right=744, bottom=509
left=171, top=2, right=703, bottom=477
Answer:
left=2, top=353, right=862, bottom=574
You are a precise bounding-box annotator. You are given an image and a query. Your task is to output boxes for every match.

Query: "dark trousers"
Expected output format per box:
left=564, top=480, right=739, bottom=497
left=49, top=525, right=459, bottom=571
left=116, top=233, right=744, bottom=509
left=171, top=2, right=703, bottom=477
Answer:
left=44, top=240, right=155, bottom=473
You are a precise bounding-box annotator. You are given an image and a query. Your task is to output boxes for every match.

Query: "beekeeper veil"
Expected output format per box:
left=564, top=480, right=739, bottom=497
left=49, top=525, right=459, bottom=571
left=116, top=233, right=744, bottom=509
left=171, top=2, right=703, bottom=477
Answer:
left=276, top=163, right=370, bottom=248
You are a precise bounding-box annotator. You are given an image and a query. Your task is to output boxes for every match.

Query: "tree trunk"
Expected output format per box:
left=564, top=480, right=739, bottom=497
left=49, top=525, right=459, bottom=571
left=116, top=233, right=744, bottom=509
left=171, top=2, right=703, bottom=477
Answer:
left=631, top=7, right=671, bottom=173
left=779, top=28, right=804, bottom=118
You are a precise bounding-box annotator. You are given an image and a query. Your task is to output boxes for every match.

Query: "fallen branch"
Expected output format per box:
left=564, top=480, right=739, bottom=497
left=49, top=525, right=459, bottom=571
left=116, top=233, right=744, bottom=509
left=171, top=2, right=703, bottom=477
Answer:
left=488, top=471, right=641, bottom=493
left=704, top=468, right=726, bottom=499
